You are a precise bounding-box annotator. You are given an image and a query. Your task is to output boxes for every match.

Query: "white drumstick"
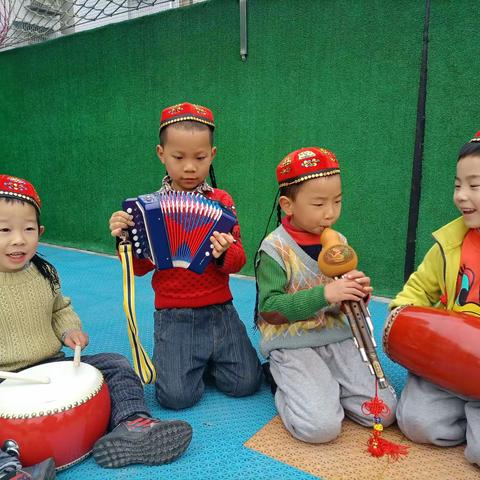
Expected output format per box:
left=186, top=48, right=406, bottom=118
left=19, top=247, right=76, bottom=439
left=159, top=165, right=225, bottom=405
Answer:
left=73, top=345, right=81, bottom=367
left=0, top=370, right=51, bottom=384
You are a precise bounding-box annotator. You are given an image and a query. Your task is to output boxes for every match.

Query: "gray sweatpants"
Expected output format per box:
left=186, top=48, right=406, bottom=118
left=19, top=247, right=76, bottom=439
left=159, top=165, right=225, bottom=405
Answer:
left=397, top=373, right=480, bottom=466
left=269, top=338, right=397, bottom=443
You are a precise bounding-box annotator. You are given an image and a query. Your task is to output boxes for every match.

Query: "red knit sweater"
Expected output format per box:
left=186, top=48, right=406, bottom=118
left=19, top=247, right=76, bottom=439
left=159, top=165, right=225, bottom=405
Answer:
left=128, top=188, right=246, bottom=309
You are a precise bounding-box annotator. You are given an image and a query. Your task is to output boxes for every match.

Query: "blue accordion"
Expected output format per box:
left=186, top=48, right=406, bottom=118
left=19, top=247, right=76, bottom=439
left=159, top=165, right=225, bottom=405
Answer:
left=122, top=191, right=237, bottom=274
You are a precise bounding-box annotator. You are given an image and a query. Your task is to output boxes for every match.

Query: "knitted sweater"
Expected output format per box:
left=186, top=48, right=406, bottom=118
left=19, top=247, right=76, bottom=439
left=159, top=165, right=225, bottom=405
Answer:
left=256, top=225, right=352, bottom=357
left=0, top=264, right=82, bottom=371
left=128, top=188, right=246, bottom=309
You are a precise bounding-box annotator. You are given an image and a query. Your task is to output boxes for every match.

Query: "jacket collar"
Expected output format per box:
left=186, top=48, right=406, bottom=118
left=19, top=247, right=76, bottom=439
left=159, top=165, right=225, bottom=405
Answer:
left=432, top=216, right=469, bottom=250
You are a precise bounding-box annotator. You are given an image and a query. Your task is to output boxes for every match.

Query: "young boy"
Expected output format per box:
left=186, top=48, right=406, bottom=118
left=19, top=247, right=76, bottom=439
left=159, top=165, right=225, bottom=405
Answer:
left=255, top=147, right=397, bottom=443
left=0, top=175, right=192, bottom=477
left=109, top=102, right=262, bottom=409
left=389, top=132, right=480, bottom=466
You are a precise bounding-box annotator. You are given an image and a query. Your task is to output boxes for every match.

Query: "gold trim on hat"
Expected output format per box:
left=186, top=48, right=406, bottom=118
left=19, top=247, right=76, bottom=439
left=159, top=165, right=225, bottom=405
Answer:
left=160, top=115, right=215, bottom=130
left=0, top=191, right=40, bottom=210
left=278, top=169, right=340, bottom=187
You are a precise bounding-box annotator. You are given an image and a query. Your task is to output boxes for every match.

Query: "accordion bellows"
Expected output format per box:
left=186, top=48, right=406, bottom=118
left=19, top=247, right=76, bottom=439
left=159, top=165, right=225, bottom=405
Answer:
left=123, top=191, right=236, bottom=274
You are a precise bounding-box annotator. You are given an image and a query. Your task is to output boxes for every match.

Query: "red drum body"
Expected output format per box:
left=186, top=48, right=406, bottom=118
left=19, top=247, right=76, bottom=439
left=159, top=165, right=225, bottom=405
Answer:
left=383, top=305, right=480, bottom=399
left=0, top=361, right=111, bottom=469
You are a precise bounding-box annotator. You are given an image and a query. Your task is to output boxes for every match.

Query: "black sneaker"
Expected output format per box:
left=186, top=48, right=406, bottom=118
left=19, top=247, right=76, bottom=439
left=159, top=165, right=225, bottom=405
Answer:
left=0, top=458, right=56, bottom=480
left=92, top=416, right=192, bottom=468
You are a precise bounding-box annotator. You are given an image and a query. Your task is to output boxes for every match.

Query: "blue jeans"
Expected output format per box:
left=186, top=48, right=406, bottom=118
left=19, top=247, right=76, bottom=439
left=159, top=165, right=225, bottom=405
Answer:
left=38, top=352, right=150, bottom=430
left=153, top=302, right=262, bottom=409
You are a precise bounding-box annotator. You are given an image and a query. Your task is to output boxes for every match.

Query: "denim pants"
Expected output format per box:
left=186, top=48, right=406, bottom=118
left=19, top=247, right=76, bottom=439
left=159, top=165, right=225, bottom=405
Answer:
left=39, top=352, right=150, bottom=431
left=153, top=302, right=262, bottom=409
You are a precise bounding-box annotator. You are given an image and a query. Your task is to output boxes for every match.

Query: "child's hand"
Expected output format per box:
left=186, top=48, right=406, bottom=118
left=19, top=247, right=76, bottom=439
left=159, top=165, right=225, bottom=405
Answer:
left=210, top=231, right=236, bottom=258
left=343, top=269, right=373, bottom=293
left=63, top=329, right=89, bottom=351
left=324, top=269, right=373, bottom=304
left=109, top=211, right=134, bottom=238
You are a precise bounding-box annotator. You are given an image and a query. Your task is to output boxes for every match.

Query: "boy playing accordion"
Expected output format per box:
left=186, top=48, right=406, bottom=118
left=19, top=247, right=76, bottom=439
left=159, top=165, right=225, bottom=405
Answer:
left=109, top=102, right=262, bottom=409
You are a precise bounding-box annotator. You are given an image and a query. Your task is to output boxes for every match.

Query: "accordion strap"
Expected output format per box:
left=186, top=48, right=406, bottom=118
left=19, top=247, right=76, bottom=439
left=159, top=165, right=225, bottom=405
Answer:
left=118, top=241, right=156, bottom=384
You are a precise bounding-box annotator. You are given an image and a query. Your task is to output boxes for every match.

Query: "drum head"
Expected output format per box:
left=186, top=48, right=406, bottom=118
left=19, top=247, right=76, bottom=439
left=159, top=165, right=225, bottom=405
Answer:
left=0, top=362, right=104, bottom=418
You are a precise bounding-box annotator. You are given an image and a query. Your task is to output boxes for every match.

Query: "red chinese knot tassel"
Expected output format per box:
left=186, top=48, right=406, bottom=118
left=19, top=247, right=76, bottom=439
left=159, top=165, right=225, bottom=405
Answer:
left=361, top=379, right=409, bottom=460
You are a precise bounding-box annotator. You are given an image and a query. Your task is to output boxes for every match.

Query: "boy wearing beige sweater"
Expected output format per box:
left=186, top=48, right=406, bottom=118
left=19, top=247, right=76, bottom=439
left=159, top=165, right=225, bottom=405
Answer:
left=0, top=175, right=192, bottom=477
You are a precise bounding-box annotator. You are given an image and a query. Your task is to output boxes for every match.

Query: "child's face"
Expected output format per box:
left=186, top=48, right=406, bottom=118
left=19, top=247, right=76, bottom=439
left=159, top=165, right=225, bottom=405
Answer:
left=454, top=154, right=480, bottom=228
left=0, top=200, right=43, bottom=273
left=156, top=127, right=216, bottom=192
left=280, top=175, right=342, bottom=235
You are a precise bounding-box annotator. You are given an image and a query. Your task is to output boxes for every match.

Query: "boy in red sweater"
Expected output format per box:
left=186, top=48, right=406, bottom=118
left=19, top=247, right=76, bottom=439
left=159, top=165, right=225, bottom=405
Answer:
left=109, top=102, right=262, bottom=409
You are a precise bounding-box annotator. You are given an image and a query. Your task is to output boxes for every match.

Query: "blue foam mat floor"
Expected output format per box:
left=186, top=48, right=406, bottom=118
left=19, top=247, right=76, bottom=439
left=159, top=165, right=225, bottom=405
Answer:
left=35, top=244, right=407, bottom=480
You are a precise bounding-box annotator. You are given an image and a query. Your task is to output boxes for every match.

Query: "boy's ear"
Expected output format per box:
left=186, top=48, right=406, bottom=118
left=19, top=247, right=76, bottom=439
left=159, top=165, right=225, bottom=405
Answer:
left=211, top=146, right=217, bottom=161
left=156, top=145, right=165, bottom=165
left=278, top=196, right=293, bottom=216
left=39, top=225, right=45, bottom=236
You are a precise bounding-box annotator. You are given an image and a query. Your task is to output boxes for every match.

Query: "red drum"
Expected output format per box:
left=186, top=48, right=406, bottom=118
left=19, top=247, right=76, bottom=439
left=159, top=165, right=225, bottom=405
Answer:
left=383, top=305, right=480, bottom=399
left=0, top=361, right=111, bottom=469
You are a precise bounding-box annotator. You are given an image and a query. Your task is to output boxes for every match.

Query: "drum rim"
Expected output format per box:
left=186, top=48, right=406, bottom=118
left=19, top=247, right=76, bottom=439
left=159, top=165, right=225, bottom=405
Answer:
left=382, top=304, right=409, bottom=357
left=56, top=449, right=93, bottom=471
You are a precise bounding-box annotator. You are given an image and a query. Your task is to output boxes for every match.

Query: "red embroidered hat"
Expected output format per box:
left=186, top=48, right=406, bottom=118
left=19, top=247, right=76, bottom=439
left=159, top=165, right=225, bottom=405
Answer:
left=276, top=147, right=340, bottom=187
left=470, top=131, right=480, bottom=143
left=159, top=102, right=215, bottom=131
left=0, top=175, right=41, bottom=211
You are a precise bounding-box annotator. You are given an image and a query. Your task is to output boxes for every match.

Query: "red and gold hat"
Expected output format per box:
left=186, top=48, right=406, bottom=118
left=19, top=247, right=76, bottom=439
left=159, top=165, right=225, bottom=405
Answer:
left=0, top=175, right=41, bottom=211
left=159, top=102, right=215, bottom=131
left=276, top=147, right=340, bottom=187
left=470, top=131, right=480, bottom=143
